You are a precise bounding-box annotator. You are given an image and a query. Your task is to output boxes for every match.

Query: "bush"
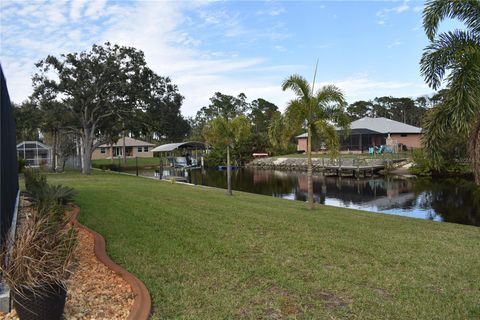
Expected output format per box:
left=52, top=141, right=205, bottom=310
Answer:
left=28, top=184, right=76, bottom=217
left=204, top=149, right=227, bottom=167
left=410, top=149, right=472, bottom=177
left=24, top=168, right=47, bottom=191
left=18, top=158, right=26, bottom=173
left=0, top=214, right=77, bottom=297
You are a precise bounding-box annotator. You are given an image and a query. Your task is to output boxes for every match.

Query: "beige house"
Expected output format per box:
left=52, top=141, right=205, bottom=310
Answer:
left=92, top=137, right=155, bottom=160
left=296, top=117, right=422, bottom=153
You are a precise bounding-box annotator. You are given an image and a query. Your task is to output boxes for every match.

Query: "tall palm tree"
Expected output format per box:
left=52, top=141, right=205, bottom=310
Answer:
left=282, top=74, right=349, bottom=209
left=420, top=0, right=480, bottom=183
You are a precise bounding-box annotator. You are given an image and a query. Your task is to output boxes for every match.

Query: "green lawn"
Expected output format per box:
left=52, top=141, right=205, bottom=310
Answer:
left=47, top=171, right=479, bottom=319
left=92, top=157, right=162, bottom=167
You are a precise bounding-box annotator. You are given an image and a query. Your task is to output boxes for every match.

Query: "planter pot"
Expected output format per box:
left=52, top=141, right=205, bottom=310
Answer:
left=13, top=284, right=67, bottom=320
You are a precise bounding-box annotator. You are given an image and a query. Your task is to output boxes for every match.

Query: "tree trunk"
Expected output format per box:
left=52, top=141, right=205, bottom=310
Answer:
left=307, top=126, right=314, bottom=209
left=469, top=114, right=480, bottom=185
left=79, top=135, right=84, bottom=171
left=82, top=143, right=92, bottom=175
left=81, top=128, right=93, bottom=175
left=122, top=130, right=126, bottom=165
left=227, top=145, right=232, bottom=195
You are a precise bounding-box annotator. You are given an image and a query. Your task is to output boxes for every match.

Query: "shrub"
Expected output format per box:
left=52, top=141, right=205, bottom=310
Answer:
left=28, top=184, right=76, bottom=217
left=24, top=168, right=47, bottom=191
left=410, top=149, right=472, bottom=176
left=18, top=158, right=26, bottom=173
left=0, top=215, right=77, bottom=297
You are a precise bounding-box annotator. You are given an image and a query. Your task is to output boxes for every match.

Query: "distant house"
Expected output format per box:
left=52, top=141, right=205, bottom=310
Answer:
left=296, top=117, right=422, bottom=153
left=92, top=137, right=155, bottom=160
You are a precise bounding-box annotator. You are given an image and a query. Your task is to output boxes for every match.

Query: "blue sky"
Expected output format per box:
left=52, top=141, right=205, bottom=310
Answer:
left=0, top=0, right=453, bottom=116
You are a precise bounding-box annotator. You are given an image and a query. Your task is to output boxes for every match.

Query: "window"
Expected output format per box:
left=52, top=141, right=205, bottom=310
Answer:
left=100, top=147, right=106, bottom=154
left=401, top=134, right=408, bottom=137
left=144, top=146, right=149, bottom=152
left=137, top=147, right=142, bottom=152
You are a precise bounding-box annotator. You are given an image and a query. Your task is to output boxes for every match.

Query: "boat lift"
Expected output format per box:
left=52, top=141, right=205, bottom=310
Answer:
left=151, top=141, right=208, bottom=180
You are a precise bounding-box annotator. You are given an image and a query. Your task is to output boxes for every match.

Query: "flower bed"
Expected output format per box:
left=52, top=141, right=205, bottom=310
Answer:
left=1, top=200, right=134, bottom=320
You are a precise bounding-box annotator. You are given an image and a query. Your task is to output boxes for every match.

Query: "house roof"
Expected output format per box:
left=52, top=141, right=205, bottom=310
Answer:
left=98, top=137, right=155, bottom=148
left=296, top=117, right=422, bottom=139
left=152, top=141, right=207, bottom=152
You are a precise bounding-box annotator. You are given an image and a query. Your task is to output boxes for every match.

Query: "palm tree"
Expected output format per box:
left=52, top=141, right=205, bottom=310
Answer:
left=420, top=0, right=480, bottom=183
left=282, top=74, right=349, bottom=209
left=203, top=115, right=251, bottom=195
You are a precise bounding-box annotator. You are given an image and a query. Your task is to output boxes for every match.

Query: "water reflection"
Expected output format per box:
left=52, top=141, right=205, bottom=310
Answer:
left=132, top=168, right=480, bottom=227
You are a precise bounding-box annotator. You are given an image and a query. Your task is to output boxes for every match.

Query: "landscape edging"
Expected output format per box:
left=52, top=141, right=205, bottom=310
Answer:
left=68, top=206, right=151, bottom=320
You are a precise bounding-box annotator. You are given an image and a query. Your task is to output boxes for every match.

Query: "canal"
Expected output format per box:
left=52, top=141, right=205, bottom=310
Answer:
left=128, top=167, right=480, bottom=227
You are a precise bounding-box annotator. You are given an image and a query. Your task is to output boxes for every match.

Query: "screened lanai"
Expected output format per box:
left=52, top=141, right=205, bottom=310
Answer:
left=17, top=141, right=52, bottom=167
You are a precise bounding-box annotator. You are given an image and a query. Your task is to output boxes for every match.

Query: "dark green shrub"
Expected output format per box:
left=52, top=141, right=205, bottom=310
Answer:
left=18, top=158, right=26, bottom=173
left=24, top=168, right=47, bottom=192
left=29, top=183, right=76, bottom=209
left=410, top=149, right=472, bottom=176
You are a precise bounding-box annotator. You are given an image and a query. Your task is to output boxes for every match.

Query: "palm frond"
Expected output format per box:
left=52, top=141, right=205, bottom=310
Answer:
left=282, top=74, right=311, bottom=99
left=420, top=29, right=480, bottom=89
left=315, top=85, right=345, bottom=107
left=423, top=0, right=480, bottom=41
left=284, top=99, right=308, bottom=131
left=314, top=119, right=340, bottom=157
left=422, top=104, right=455, bottom=168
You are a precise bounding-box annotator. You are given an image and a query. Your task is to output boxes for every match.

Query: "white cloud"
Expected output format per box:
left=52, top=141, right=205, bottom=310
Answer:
left=413, top=6, right=423, bottom=13
left=320, top=74, right=430, bottom=103
left=70, top=0, right=87, bottom=21
left=387, top=40, right=403, bottom=48
left=0, top=1, right=296, bottom=115
left=376, top=1, right=411, bottom=25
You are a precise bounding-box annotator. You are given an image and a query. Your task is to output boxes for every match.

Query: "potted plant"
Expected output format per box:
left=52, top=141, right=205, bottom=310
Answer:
left=1, top=214, right=76, bottom=320
left=1, top=170, right=76, bottom=320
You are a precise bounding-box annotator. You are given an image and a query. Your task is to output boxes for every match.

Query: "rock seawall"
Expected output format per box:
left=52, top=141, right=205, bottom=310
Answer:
left=247, top=157, right=407, bottom=174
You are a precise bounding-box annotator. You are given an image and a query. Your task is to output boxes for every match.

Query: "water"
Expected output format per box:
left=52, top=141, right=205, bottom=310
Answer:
left=129, top=167, right=480, bottom=227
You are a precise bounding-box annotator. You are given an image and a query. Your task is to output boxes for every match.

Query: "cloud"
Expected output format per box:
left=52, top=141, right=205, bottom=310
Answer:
left=387, top=40, right=403, bottom=48
left=320, top=74, right=430, bottom=103
left=376, top=1, right=411, bottom=25
left=0, top=1, right=295, bottom=115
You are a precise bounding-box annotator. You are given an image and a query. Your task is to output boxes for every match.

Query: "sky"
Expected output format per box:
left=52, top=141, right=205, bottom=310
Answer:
left=0, top=0, right=452, bottom=116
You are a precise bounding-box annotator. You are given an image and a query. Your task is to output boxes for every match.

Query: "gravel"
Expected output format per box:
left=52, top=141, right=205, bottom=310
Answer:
left=1, top=227, right=134, bottom=320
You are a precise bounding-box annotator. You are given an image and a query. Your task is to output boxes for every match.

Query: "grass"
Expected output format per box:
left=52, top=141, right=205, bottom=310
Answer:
left=46, top=171, right=479, bottom=319
left=92, top=157, right=163, bottom=167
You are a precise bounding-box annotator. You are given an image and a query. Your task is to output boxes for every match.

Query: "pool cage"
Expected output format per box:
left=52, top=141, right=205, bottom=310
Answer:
left=16, top=141, right=52, bottom=167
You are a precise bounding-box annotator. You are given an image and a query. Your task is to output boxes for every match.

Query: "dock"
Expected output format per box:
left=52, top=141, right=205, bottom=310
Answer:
left=249, top=157, right=407, bottom=178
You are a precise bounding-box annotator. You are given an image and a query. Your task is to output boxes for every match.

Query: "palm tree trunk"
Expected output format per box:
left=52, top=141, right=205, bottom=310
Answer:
left=307, top=126, right=314, bottom=209
left=469, top=114, right=480, bottom=185
left=227, top=145, right=232, bottom=195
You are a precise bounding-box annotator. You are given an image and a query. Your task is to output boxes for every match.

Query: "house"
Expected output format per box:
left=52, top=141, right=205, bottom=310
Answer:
left=296, top=117, right=422, bottom=153
left=92, top=137, right=155, bottom=160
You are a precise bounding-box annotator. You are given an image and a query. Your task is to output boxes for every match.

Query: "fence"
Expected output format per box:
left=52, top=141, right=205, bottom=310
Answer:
left=0, top=65, right=19, bottom=247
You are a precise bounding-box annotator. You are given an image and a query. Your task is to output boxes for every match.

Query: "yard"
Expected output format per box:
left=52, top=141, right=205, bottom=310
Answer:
left=92, top=157, right=161, bottom=167
left=47, top=171, right=479, bottom=319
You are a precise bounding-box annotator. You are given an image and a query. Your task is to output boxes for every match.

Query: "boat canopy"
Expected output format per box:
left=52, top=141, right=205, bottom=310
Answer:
left=152, top=141, right=207, bottom=153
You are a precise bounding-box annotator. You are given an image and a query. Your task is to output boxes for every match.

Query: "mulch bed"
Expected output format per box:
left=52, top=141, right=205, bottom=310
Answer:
left=1, top=199, right=134, bottom=319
